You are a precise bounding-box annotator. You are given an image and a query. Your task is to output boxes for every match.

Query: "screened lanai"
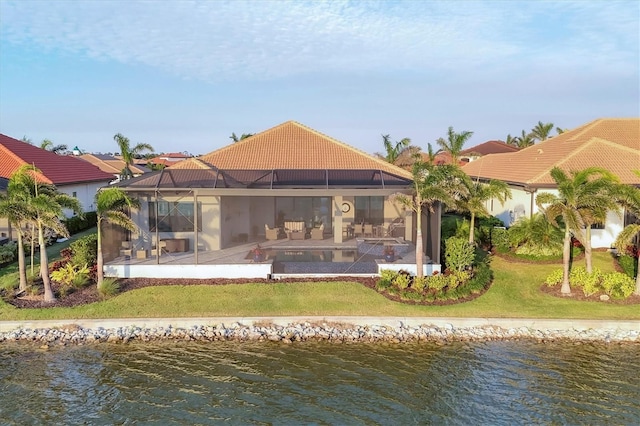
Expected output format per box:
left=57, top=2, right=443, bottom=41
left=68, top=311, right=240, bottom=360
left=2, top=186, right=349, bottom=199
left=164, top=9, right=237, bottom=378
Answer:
left=101, top=166, right=440, bottom=270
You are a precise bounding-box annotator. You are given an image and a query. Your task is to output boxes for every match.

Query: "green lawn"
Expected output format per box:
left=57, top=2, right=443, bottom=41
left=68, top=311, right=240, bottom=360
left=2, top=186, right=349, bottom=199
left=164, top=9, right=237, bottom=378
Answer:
left=0, top=242, right=637, bottom=321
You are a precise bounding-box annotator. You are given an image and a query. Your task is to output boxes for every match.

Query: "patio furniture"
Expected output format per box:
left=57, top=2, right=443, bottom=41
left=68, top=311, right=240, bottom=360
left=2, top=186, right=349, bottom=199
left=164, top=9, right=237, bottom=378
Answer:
left=342, top=223, right=354, bottom=238
left=120, top=241, right=132, bottom=258
left=363, top=223, right=373, bottom=237
left=311, top=224, right=324, bottom=240
left=284, top=220, right=306, bottom=239
left=353, top=223, right=364, bottom=238
left=161, top=238, right=189, bottom=253
left=265, top=224, right=281, bottom=240
left=136, top=249, right=149, bottom=259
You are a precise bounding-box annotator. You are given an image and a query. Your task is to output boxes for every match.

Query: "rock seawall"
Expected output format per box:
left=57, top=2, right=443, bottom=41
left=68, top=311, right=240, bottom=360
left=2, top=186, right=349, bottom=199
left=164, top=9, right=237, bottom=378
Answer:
left=1, top=321, right=638, bottom=346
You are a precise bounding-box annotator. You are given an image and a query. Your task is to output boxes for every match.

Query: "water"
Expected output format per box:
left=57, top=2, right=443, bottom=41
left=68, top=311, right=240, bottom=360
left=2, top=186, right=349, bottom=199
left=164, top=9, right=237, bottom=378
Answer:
left=1, top=341, right=638, bottom=425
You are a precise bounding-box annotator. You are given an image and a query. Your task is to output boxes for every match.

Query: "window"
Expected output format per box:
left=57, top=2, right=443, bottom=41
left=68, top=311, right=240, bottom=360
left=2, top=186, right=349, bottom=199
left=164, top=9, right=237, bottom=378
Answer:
left=354, top=196, right=384, bottom=225
left=72, top=191, right=77, bottom=198
left=149, top=201, right=202, bottom=232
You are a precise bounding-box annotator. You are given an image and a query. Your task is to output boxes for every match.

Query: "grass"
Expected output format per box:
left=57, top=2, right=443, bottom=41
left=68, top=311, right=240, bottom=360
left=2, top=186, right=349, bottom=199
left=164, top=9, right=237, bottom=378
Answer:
left=0, top=246, right=637, bottom=321
left=0, top=227, right=97, bottom=290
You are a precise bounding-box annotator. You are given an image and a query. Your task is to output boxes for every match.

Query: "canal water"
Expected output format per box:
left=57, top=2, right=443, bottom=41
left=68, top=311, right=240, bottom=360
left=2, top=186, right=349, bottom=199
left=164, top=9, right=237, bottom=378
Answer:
left=1, top=341, right=638, bottom=425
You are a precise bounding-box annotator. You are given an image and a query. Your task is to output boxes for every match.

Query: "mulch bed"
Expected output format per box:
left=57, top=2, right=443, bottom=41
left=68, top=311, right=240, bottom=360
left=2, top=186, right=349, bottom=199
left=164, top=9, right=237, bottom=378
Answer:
left=539, top=283, right=640, bottom=305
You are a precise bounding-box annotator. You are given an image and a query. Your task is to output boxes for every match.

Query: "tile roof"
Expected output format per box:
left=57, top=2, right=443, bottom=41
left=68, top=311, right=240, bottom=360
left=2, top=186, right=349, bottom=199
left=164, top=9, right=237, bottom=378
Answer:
left=79, top=154, right=150, bottom=175
left=462, top=118, right=640, bottom=187
left=0, top=134, right=114, bottom=185
left=169, top=121, right=413, bottom=178
left=461, top=140, right=520, bottom=156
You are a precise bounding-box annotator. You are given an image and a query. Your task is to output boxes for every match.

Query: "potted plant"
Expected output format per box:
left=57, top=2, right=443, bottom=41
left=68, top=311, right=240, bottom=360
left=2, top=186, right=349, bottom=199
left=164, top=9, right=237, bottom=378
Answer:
left=251, top=244, right=266, bottom=262
left=384, top=245, right=395, bottom=262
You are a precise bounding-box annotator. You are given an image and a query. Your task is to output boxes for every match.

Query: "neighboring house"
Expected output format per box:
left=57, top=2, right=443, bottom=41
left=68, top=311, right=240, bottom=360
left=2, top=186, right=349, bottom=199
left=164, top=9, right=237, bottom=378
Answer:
left=422, top=151, right=467, bottom=166
left=144, top=152, right=193, bottom=168
left=107, top=121, right=442, bottom=277
left=462, top=118, right=640, bottom=248
left=0, top=134, right=114, bottom=240
left=79, top=153, right=151, bottom=183
left=460, top=140, right=520, bottom=162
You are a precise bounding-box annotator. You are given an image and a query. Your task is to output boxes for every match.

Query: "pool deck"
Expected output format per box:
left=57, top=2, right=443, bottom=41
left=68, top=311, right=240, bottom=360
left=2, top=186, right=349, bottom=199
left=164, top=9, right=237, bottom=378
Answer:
left=105, top=236, right=440, bottom=279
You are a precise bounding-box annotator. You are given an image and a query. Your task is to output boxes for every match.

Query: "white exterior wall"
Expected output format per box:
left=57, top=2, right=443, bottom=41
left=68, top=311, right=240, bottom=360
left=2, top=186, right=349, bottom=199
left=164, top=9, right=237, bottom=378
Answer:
left=489, top=187, right=623, bottom=248
left=59, top=181, right=109, bottom=213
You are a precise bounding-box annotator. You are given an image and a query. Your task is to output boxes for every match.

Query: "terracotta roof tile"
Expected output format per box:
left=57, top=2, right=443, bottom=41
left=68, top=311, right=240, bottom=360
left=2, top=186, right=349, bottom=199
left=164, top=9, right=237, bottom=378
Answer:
left=0, top=134, right=114, bottom=185
left=461, top=140, right=520, bottom=156
left=79, top=154, right=149, bottom=175
left=462, top=118, right=640, bottom=186
left=169, top=121, right=412, bottom=178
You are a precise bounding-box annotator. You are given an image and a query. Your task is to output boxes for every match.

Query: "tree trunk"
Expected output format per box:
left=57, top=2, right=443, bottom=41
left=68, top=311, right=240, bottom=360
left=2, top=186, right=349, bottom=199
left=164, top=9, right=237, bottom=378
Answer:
left=469, top=212, right=476, bottom=244
left=584, top=225, right=592, bottom=274
left=39, top=224, right=55, bottom=302
left=561, top=227, right=572, bottom=295
left=17, top=230, right=27, bottom=292
left=97, top=218, right=104, bottom=287
left=30, top=224, right=35, bottom=276
left=635, top=269, right=640, bottom=296
left=415, top=203, right=424, bottom=278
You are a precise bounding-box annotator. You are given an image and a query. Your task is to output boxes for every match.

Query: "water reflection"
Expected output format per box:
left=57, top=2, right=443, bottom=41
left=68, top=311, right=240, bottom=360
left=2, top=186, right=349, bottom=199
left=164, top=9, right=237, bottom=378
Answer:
left=0, top=341, right=638, bottom=425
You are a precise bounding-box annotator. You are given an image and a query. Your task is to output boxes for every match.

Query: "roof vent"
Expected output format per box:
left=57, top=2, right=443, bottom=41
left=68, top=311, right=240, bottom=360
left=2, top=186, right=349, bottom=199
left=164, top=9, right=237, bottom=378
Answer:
left=537, top=148, right=543, bottom=154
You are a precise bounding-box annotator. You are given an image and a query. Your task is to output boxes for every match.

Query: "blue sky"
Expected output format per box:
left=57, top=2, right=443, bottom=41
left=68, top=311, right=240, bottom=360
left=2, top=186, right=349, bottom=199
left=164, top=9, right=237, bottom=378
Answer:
left=0, top=0, right=638, bottom=156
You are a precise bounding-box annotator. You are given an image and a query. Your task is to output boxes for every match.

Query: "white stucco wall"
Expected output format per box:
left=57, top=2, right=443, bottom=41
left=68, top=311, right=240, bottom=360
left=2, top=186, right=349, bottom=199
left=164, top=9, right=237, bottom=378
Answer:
left=59, top=181, right=110, bottom=214
left=488, top=187, right=624, bottom=248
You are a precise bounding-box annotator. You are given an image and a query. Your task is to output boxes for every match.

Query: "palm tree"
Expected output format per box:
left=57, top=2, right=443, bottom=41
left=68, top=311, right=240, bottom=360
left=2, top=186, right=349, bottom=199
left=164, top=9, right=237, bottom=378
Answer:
left=531, top=121, right=554, bottom=142
left=0, top=166, right=37, bottom=293
left=230, top=133, right=254, bottom=142
left=556, top=127, right=568, bottom=135
left=504, top=134, right=517, bottom=146
left=458, top=176, right=511, bottom=244
left=615, top=222, right=640, bottom=295
left=508, top=213, right=564, bottom=255
left=40, top=139, right=68, bottom=155
left=392, top=160, right=466, bottom=277
left=515, top=130, right=535, bottom=148
left=375, top=134, right=420, bottom=167
left=536, top=167, right=614, bottom=295
left=95, top=187, right=140, bottom=288
left=29, top=180, right=83, bottom=302
left=113, top=133, right=154, bottom=180
left=436, top=127, right=474, bottom=164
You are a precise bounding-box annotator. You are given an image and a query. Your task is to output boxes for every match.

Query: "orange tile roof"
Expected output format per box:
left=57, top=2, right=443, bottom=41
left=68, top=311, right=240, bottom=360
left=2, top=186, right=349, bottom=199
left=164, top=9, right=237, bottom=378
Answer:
left=461, top=140, right=520, bottom=156
left=462, top=118, right=640, bottom=186
left=0, top=134, right=114, bottom=185
left=79, top=154, right=148, bottom=175
left=169, top=121, right=412, bottom=178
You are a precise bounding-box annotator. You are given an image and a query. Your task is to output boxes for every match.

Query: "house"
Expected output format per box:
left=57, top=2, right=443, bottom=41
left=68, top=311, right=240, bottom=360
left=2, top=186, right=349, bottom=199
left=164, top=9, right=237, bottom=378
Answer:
left=462, top=118, right=640, bottom=248
left=79, top=153, right=151, bottom=183
left=145, top=152, right=193, bottom=168
left=105, top=121, right=442, bottom=278
left=0, top=134, right=114, bottom=240
left=460, top=140, right=520, bottom=162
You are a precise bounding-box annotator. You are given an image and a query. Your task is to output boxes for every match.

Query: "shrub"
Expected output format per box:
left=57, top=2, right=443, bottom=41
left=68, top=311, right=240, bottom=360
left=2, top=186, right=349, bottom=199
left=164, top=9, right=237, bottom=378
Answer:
left=476, top=216, right=504, bottom=247
left=393, top=271, right=411, bottom=290
left=447, top=270, right=471, bottom=290
left=569, top=267, right=603, bottom=296
left=544, top=269, right=564, bottom=287
left=70, top=234, right=98, bottom=267
left=0, top=242, right=18, bottom=264
left=616, top=255, right=636, bottom=279
left=376, top=269, right=398, bottom=291
left=465, top=262, right=492, bottom=294
left=601, top=272, right=635, bottom=299
left=427, top=273, right=448, bottom=291
left=514, top=243, right=563, bottom=258
left=444, top=237, right=475, bottom=272
left=98, top=278, right=120, bottom=298
left=400, top=290, right=423, bottom=301
left=412, top=276, right=429, bottom=293
left=51, top=263, right=90, bottom=288
left=491, top=227, right=510, bottom=252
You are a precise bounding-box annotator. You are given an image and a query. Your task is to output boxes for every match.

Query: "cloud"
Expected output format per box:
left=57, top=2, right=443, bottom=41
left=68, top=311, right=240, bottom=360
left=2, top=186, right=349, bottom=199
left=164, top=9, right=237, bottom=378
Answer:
left=0, top=0, right=637, bottom=82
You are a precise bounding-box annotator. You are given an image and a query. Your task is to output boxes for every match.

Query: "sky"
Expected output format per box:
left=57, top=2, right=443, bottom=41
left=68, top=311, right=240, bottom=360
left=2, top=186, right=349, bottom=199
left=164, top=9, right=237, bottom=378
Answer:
left=0, top=0, right=638, bottom=157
